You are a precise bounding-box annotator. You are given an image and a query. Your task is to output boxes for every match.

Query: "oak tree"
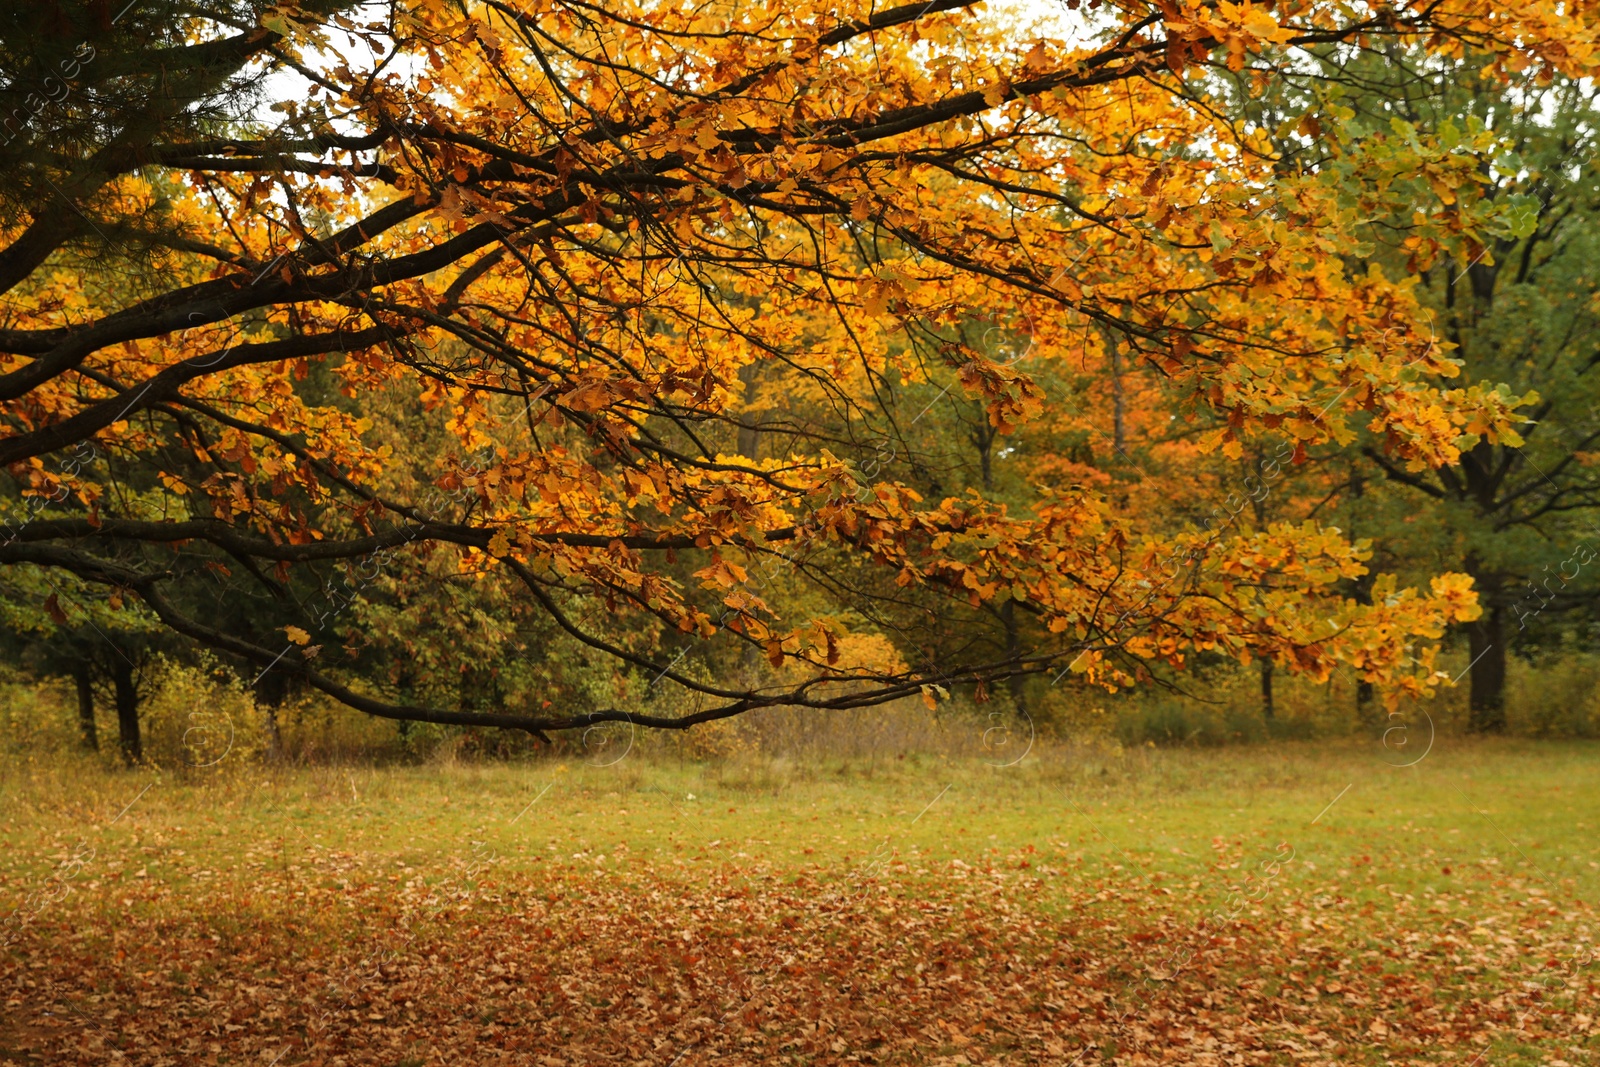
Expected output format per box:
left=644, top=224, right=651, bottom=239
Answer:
left=4, top=0, right=1589, bottom=739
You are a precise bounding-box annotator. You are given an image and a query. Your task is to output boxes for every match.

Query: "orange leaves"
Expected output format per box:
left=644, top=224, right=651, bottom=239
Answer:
left=858, top=278, right=895, bottom=319
left=814, top=622, right=842, bottom=666
left=957, top=360, right=1046, bottom=434
left=1022, top=514, right=1479, bottom=701
left=1022, top=40, right=1051, bottom=74
left=1429, top=572, right=1483, bottom=624
left=1176, top=0, right=1297, bottom=72
left=980, top=69, right=1012, bottom=109
left=693, top=555, right=748, bottom=590
left=559, top=380, right=617, bottom=414
left=156, top=472, right=189, bottom=496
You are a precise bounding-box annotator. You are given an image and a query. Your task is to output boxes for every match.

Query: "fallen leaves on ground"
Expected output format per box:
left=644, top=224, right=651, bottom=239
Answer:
left=2, top=844, right=1595, bottom=1066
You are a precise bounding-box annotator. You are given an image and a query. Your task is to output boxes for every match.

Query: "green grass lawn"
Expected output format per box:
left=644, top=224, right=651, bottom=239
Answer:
left=7, top=737, right=1594, bottom=897
left=3, top=737, right=1598, bottom=1065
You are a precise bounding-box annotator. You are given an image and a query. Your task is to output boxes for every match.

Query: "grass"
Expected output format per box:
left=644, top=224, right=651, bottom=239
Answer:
left=6, top=737, right=1596, bottom=891
left=3, top=737, right=1599, bottom=1065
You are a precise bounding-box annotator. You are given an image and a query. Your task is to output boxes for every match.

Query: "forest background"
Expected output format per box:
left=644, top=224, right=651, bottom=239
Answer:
left=2, top=0, right=1600, bottom=773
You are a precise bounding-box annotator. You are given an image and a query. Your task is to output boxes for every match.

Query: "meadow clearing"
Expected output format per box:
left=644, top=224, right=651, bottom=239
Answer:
left=2, top=738, right=1595, bottom=1066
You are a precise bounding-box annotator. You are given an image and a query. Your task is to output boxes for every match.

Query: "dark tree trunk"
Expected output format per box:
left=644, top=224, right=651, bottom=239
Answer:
left=736, top=361, right=762, bottom=461
left=1260, top=660, right=1275, bottom=721
left=263, top=703, right=283, bottom=760
left=1467, top=603, right=1507, bottom=733
left=1351, top=569, right=1377, bottom=727
left=74, top=668, right=97, bottom=751
left=252, top=667, right=291, bottom=760
left=1000, top=599, right=1029, bottom=720
left=1355, top=678, right=1375, bottom=725
left=970, top=399, right=997, bottom=493
left=1109, top=336, right=1126, bottom=458
left=112, top=658, right=141, bottom=765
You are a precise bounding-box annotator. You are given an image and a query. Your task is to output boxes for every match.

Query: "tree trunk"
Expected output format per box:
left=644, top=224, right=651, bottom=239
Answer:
left=263, top=703, right=283, bottom=761
left=112, top=659, right=141, bottom=765
left=1355, top=678, right=1375, bottom=726
left=74, top=668, right=98, bottom=751
left=1350, top=568, right=1378, bottom=727
left=1467, top=603, right=1507, bottom=733
left=253, top=669, right=289, bottom=760
left=1260, top=660, right=1275, bottom=721
left=736, top=361, right=762, bottom=461
left=1109, top=335, right=1126, bottom=458
left=1000, top=599, right=1029, bottom=721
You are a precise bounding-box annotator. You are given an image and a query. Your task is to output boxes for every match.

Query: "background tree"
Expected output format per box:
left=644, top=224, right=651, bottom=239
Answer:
left=1222, top=43, right=1600, bottom=730
left=0, top=563, right=174, bottom=763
